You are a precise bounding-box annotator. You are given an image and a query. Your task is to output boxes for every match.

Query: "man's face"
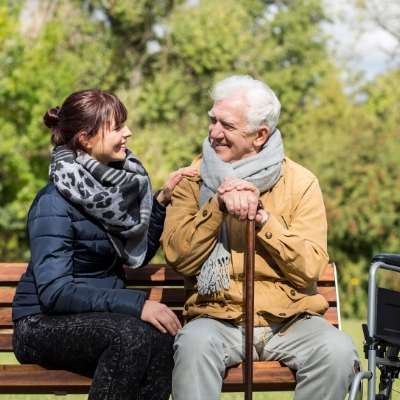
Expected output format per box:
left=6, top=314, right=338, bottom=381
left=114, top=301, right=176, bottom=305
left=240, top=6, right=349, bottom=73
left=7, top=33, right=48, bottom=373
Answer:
left=208, top=97, right=258, bottom=163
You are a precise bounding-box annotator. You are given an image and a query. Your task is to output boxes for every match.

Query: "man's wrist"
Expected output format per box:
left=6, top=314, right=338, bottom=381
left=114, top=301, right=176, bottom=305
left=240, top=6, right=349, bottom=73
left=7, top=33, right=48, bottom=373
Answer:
left=257, top=210, right=270, bottom=228
left=213, top=194, right=226, bottom=213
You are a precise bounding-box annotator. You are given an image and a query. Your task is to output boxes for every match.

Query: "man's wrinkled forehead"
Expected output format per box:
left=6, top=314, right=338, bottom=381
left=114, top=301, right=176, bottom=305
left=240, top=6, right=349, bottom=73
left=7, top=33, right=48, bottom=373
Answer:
left=208, top=96, right=246, bottom=123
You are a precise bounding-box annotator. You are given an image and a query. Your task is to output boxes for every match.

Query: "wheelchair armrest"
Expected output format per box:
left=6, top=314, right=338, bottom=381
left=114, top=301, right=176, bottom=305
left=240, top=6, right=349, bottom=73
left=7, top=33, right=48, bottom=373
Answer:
left=372, top=253, right=400, bottom=268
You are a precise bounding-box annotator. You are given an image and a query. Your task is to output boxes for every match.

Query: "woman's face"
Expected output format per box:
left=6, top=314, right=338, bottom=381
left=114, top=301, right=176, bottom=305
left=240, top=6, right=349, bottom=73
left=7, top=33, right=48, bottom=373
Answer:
left=83, top=124, right=132, bottom=165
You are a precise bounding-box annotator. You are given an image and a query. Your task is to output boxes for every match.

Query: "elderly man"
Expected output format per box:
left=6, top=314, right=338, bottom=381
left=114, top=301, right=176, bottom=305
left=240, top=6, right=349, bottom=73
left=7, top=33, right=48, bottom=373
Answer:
left=161, top=75, right=358, bottom=400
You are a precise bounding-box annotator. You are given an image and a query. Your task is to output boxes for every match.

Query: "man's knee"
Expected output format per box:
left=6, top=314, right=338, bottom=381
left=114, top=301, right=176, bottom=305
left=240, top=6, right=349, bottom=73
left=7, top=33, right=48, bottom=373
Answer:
left=316, top=329, right=358, bottom=372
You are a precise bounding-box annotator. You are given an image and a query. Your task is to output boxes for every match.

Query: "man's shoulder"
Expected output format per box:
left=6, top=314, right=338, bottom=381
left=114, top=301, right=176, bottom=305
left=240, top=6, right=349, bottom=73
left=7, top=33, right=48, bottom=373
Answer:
left=283, top=157, right=318, bottom=186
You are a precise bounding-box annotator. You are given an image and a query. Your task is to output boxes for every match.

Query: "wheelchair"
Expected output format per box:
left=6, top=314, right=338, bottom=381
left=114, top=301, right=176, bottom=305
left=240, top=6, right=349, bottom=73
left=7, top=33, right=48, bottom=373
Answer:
left=349, top=253, right=400, bottom=400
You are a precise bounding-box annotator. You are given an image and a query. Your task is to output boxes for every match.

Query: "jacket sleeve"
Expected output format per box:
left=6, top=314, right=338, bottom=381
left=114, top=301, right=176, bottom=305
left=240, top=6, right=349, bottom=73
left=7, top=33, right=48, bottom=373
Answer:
left=161, top=178, right=225, bottom=276
left=141, top=195, right=166, bottom=266
left=29, top=194, right=146, bottom=317
left=256, top=177, right=329, bottom=289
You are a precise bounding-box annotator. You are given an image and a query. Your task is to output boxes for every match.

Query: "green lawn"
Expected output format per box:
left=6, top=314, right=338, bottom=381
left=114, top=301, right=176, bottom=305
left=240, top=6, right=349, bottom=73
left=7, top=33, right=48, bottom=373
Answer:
left=1, top=320, right=399, bottom=399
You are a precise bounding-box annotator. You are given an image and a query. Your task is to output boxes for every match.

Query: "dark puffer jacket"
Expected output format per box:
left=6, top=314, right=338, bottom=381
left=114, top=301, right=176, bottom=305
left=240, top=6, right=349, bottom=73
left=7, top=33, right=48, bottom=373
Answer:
left=12, top=183, right=165, bottom=321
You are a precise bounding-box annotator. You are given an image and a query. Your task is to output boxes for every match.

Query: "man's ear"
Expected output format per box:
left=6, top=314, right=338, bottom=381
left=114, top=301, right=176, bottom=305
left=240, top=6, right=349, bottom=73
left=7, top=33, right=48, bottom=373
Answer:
left=253, top=125, right=270, bottom=150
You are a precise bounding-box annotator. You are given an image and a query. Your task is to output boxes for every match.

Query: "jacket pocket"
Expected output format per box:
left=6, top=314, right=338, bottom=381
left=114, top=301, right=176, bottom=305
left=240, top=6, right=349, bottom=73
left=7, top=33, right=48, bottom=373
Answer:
left=277, top=282, right=311, bottom=301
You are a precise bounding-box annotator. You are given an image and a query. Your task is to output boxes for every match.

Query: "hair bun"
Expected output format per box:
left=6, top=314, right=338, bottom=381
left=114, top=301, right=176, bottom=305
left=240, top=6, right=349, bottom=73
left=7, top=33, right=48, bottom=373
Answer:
left=43, top=106, right=60, bottom=129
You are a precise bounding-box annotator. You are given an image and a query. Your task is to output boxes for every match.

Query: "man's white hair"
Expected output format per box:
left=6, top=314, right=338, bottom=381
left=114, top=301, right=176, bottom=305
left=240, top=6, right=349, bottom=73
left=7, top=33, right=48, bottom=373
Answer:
left=211, top=75, right=281, bottom=132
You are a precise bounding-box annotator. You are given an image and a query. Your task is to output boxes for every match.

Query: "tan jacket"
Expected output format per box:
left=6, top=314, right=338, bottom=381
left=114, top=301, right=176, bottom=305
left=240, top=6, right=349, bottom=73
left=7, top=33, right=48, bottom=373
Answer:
left=161, top=157, right=329, bottom=326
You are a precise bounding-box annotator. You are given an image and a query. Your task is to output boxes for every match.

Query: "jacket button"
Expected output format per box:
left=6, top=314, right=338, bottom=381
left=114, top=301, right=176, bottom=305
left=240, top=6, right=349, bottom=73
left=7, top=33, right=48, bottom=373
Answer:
left=290, top=289, right=296, bottom=296
left=202, top=209, right=208, bottom=217
left=279, top=312, right=286, bottom=317
left=265, top=231, right=272, bottom=239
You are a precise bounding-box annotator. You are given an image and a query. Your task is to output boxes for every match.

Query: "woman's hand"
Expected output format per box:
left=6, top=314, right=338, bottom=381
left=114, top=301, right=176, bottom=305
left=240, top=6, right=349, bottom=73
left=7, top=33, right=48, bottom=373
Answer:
left=141, top=300, right=182, bottom=335
left=157, top=166, right=198, bottom=206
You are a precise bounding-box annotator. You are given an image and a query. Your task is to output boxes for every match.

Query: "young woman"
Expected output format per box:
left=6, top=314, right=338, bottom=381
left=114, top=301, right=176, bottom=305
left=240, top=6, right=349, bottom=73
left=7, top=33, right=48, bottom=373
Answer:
left=12, top=89, right=197, bottom=400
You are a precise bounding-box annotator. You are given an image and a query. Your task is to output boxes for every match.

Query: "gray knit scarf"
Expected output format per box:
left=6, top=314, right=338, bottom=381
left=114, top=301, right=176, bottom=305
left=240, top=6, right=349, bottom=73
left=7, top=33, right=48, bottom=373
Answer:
left=197, top=129, right=285, bottom=295
left=49, top=145, right=153, bottom=268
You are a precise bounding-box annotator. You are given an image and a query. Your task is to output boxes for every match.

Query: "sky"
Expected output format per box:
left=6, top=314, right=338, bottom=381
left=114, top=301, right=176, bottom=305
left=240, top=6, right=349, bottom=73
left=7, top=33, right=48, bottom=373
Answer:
left=323, top=0, right=398, bottom=80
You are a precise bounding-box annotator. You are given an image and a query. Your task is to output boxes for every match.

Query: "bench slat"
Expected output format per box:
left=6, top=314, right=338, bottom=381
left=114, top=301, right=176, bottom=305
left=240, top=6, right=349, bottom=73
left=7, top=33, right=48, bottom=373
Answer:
left=0, top=362, right=296, bottom=393
left=0, top=307, right=339, bottom=331
left=0, top=263, right=335, bottom=285
left=223, top=361, right=296, bottom=392
left=0, top=286, right=338, bottom=307
left=0, top=364, right=91, bottom=394
left=0, top=334, right=12, bottom=352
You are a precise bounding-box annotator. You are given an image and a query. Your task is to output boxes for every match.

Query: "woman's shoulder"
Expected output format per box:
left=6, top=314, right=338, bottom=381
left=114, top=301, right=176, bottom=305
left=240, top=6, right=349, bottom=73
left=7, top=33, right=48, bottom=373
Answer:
left=29, top=182, right=73, bottom=220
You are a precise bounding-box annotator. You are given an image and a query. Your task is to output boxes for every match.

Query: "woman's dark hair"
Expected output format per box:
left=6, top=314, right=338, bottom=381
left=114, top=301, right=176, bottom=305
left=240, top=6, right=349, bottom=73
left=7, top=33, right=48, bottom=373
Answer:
left=43, top=89, right=127, bottom=151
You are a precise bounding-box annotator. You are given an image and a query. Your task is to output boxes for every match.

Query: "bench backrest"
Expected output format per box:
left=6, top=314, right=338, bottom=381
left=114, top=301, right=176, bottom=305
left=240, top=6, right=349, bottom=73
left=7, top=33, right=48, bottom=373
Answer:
left=0, top=262, right=340, bottom=353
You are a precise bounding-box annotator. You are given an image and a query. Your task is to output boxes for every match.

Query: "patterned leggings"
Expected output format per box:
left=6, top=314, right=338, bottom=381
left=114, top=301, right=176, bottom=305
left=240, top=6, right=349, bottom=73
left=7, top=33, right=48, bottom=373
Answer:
left=13, top=312, right=174, bottom=400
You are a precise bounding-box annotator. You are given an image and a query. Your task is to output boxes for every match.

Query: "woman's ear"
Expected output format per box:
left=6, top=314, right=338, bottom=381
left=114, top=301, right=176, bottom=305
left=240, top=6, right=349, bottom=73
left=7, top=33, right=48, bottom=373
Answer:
left=253, top=125, right=270, bottom=150
left=77, top=131, right=91, bottom=151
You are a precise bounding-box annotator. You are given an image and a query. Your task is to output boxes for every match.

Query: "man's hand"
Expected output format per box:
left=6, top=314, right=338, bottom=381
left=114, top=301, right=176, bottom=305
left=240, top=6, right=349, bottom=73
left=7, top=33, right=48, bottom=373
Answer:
left=217, top=187, right=259, bottom=221
left=141, top=300, right=182, bottom=335
left=217, top=177, right=269, bottom=225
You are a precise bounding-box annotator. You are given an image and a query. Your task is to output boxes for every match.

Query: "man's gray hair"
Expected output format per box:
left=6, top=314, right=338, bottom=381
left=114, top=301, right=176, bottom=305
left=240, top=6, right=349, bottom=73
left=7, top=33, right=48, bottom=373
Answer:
left=211, top=75, right=281, bottom=132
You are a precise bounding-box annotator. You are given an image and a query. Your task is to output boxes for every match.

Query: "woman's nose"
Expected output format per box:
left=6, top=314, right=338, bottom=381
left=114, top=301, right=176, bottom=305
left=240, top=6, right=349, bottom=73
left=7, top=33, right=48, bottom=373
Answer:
left=122, top=126, right=132, bottom=138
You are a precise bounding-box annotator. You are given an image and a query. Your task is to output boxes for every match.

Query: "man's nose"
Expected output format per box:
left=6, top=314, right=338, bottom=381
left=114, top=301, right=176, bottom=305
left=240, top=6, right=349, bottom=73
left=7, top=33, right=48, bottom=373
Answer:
left=209, top=122, right=224, bottom=140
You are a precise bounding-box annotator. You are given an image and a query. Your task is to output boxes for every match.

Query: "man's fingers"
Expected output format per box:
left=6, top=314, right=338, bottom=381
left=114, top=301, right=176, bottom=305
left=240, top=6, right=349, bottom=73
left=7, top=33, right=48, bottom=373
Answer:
left=239, top=192, right=249, bottom=220
left=232, top=194, right=241, bottom=216
left=248, top=196, right=258, bottom=220
left=223, top=194, right=234, bottom=214
left=220, top=189, right=260, bottom=221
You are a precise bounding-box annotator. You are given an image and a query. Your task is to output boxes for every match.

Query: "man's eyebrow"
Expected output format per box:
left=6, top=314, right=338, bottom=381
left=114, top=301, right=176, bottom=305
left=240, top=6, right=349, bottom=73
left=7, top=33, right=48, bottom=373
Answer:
left=208, top=110, right=215, bottom=117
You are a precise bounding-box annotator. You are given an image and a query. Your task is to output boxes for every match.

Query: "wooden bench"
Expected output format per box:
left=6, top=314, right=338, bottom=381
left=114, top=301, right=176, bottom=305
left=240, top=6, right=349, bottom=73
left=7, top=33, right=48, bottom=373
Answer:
left=0, top=262, right=341, bottom=394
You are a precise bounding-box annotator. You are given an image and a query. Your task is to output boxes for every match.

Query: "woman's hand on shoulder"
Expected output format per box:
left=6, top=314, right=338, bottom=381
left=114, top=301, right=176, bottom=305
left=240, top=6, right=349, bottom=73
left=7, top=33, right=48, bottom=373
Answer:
left=157, top=166, right=198, bottom=206
left=140, top=300, right=182, bottom=335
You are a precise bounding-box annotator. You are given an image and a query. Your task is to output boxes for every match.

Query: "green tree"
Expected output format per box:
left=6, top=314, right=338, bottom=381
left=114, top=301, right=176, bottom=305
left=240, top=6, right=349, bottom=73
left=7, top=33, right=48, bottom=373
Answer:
left=0, top=1, right=112, bottom=258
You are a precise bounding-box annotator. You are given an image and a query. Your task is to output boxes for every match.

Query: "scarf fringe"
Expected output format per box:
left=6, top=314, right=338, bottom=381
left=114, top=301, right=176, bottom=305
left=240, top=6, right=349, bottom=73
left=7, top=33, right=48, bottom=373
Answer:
left=197, top=255, right=230, bottom=295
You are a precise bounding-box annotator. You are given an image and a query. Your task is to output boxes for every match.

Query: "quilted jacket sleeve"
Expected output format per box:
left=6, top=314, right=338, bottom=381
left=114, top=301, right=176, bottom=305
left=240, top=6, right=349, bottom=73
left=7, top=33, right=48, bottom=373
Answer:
left=29, top=192, right=146, bottom=317
left=142, top=195, right=166, bottom=265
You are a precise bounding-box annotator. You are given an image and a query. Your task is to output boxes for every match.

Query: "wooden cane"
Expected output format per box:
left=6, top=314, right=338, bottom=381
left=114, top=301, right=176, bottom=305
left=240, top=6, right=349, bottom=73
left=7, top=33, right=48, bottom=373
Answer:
left=245, top=219, right=256, bottom=400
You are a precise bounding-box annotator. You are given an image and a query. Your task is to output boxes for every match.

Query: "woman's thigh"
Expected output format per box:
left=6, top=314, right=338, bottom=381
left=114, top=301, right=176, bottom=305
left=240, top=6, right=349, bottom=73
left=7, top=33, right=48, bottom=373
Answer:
left=13, top=312, right=151, bottom=375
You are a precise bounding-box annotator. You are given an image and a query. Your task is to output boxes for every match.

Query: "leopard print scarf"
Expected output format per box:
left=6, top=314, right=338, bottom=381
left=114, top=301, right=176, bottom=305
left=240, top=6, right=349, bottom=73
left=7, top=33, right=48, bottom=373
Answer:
left=49, top=145, right=153, bottom=268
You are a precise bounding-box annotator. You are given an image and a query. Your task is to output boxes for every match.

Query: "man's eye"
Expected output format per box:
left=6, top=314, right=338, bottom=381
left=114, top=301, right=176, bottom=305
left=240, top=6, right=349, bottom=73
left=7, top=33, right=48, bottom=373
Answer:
left=209, top=117, right=217, bottom=124
left=222, top=123, right=235, bottom=131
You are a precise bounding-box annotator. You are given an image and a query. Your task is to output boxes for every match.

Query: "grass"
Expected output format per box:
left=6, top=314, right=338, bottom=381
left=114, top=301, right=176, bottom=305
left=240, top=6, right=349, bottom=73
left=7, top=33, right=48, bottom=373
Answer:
left=1, top=320, right=399, bottom=399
